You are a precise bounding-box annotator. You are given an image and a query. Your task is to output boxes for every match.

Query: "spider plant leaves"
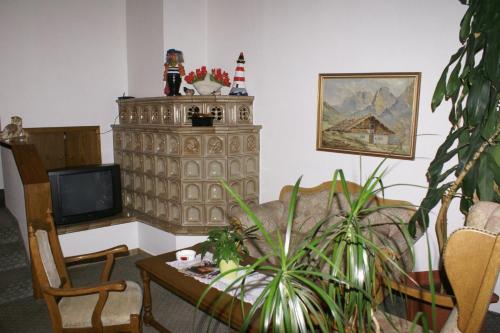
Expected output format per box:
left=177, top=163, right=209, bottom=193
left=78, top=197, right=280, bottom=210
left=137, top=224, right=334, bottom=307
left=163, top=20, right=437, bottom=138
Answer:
left=418, top=0, right=500, bottom=241
left=284, top=177, right=302, bottom=257
left=221, top=179, right=276, bottom=252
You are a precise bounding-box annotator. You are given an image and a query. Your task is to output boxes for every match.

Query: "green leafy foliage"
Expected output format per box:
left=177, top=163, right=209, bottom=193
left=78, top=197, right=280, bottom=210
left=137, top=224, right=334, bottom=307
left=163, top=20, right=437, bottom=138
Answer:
left=198, top=161, right=415, bottom=332
left=409, top=0, right=500, bottom=236
left=200, top=226, right=257, bottom=265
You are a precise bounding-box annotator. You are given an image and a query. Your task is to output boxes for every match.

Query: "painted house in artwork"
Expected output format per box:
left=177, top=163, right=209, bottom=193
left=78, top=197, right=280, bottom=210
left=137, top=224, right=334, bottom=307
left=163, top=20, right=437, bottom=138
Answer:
left=326, top=115, right=395, bottom=145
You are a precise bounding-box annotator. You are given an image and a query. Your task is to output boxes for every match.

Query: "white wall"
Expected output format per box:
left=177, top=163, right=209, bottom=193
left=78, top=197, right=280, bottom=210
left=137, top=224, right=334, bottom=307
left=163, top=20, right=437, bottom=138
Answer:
left=1, top=147, right=29, bottom=255
left=200, top=0, right=467, bottom=270
left=59, top=222, right=140, bottom=257
left=58, top=221, right=207, bottom=256
left=163, top=0, right=207, bottom=87
left=0, top=0, right=128, bottom=165
left=126, top=0, right=164, bottom=97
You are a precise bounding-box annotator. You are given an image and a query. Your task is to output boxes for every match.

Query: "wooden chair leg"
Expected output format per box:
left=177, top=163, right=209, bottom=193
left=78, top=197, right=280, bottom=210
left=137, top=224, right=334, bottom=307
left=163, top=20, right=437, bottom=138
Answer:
left=130, top=314, right=141, bottom=333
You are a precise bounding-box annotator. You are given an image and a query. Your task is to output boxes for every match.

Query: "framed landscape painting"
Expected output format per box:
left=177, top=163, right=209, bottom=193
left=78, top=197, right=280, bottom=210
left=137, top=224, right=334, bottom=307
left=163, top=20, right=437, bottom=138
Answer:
left=316, top=72, right=421, bottom=160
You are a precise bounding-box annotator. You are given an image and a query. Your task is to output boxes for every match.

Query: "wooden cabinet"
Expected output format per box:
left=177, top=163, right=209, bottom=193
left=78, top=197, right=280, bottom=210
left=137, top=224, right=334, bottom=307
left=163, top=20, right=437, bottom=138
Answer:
left=113, top=96, right=261, bottom=230
left=24, top=126, right=101, bottom=170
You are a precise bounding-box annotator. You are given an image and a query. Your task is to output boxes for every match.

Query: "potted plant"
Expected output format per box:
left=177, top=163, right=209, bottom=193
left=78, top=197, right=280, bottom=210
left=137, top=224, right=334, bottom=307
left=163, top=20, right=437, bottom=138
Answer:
left=200, top=225, right=256, bottom=280
left=409, top=0, right=500, bottom=251
left=404, top=2, right=499, bottom=328
left=199, top=160, right=416, bottom=332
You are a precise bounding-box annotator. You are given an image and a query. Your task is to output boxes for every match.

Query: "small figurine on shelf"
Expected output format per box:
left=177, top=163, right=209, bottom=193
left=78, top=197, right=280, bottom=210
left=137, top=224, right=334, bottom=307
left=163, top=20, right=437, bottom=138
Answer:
left=229, top=52, right=248, bottom=96
left=163, top=49, right=185, bottom=96
left=1, top=116, right=24, bottom=140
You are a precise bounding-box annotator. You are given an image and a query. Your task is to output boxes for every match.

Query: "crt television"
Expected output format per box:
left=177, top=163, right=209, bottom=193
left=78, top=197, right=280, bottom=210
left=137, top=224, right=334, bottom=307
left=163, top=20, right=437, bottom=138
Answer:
left=48, top=164, right=122, bottom=226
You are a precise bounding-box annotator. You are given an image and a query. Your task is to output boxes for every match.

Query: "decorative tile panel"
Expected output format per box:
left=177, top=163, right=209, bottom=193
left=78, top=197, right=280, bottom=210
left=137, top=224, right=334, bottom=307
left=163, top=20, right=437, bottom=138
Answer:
left=140, top=107, right=150, bottom=124
left=204, top=183, right=225, bottom=202
left=156, top=199, right=168, bottom=221
left=144, top=176, right=155, bottom=196
left=124, top=133, right=133, bottom=150
left=154, top=134, right=167, bottom=154
left=182, top=182, right=202, bottom=202
left=206, top=205, right=226, bottom=225
left=123, top=190, right=134, bottom=209
left=181, top=159, right=202, bottom=179
left=205, top=159, right=226, bottom=179
left=228, top=157, right=243, bottom=180
left=155, top=178, right=168, bottom=200
left=245, top=134, right=258, bottom=153
left=155, top=156, right=167, bottom=177
left=168, top=201, right=181, bottom=224
left=114, top=131, right=122, bottom=150
left=133, top=153, right=143, bottom=172
left=150, top=106, right=161, bottom=124
left=167, top=134, right=180, bottom=155
left=167, top=157, right=180, bottom=178
left=134, top=193, right=144, bottom=212
left=145, top=195, right=155, bottom=215
left=123, top=171, right=134, bottom=190
left=228, top=135, right=242, bottom=155
left=182, top=136, right=201, bottom=155
left=244, top=178, right=259, bottom=198
left=244, top=155, right=259, bottom=176
left=183, top=205, right=204, bottom=225
left=133, top=133, right=142, bottom=151
left=143, top=133, right=154, bottom=153
left=134, top=174, right=144, bottom=193
left=143, top=155, right=155, bottom=175
left=205, top=135, right=225, bottom=156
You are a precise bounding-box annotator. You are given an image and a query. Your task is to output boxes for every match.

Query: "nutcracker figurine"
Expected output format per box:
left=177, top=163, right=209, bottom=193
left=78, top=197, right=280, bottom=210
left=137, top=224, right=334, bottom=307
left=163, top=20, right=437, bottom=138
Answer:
left=163, top=49, right=185, bottom=96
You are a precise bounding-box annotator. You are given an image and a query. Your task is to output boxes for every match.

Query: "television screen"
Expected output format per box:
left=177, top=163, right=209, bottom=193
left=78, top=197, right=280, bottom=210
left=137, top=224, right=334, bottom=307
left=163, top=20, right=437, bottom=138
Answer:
left=49, top=164, right=122, bottom=225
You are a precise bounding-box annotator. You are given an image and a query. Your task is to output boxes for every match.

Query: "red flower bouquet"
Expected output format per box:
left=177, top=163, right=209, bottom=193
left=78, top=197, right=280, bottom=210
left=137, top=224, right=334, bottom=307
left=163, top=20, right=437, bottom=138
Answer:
left=184, top=66, right=231, bottom=87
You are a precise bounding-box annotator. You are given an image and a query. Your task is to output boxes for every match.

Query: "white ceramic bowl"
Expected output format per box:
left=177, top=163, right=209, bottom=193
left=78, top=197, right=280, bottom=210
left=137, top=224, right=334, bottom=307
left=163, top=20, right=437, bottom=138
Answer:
left=176, top=249, right=196, bottom=262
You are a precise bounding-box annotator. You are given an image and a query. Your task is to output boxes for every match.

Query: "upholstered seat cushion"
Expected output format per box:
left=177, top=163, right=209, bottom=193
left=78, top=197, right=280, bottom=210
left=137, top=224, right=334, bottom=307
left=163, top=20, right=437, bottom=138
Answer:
left=58, top=280, right=142, bottom=328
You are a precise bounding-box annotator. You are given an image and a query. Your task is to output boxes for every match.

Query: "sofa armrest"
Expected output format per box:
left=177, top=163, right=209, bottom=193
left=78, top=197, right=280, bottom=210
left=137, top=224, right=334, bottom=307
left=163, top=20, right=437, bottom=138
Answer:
left=231, top=200, right=285, bottom=233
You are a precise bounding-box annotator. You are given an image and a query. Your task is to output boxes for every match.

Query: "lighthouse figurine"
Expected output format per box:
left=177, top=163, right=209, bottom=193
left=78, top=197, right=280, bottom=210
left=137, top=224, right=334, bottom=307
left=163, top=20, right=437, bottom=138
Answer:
left=229, top=52, right=248, bottom=96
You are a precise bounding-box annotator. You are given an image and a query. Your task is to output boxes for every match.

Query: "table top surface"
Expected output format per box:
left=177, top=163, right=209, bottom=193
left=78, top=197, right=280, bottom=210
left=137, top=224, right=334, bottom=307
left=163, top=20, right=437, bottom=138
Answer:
left=135, top=245, right=260, bottom=332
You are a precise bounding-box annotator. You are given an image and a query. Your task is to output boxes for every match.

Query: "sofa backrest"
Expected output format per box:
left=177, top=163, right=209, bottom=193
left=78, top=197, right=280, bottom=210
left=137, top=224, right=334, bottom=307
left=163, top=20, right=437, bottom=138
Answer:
left=278, top=180, right=418, bottom=241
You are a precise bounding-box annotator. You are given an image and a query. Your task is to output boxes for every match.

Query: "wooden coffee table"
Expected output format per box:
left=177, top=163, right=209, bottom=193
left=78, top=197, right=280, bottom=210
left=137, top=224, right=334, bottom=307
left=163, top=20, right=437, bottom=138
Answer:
left=136, top=245, right=260, bottom=332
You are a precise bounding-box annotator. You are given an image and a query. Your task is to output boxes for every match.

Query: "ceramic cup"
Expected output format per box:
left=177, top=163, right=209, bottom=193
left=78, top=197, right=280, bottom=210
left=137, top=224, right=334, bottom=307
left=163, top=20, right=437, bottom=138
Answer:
left=176, top=249, right=196, bottom=261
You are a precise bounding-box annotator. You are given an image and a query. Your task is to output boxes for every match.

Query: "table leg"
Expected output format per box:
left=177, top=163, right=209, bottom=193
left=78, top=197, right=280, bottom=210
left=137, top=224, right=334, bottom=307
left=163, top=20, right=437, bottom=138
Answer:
left=140, top=269, right=172, bottom=333
left=141, top=269, right=154, bottom=326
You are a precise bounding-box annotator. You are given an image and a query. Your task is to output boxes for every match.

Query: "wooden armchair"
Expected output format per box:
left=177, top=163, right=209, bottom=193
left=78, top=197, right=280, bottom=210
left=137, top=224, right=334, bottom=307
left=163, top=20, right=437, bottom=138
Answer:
left=377, top=202, right=500, bottom=332
left=28, top=213, right=142, bottom=333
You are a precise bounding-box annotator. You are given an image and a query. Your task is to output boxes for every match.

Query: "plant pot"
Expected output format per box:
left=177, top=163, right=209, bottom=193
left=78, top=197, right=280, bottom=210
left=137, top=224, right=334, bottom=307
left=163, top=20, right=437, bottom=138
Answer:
left=219, top=259, right=239, bottom=280
left=193, top=77, right=222, bottom=95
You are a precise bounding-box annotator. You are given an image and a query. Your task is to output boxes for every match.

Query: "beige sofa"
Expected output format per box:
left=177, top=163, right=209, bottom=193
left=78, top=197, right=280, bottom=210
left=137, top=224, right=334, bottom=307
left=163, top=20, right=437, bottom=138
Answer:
left=232, top=180, right=422, bottom=269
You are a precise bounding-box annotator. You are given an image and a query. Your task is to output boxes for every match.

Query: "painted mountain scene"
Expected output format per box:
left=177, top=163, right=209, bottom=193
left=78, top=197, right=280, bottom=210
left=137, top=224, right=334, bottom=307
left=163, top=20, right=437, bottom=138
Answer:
left=317, top=74, right=420, bottom=159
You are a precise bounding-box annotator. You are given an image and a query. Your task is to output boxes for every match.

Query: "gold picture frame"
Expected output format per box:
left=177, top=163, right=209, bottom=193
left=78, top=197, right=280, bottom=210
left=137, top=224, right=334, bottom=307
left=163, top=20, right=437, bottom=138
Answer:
left=316, top=72, right=421, bottom=160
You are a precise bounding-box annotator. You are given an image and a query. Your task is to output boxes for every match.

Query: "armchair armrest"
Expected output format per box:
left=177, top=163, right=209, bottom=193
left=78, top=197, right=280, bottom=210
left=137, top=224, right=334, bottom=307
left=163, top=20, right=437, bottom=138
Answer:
left=387, top=280, right=455, bottom=308
left=231, top=200, right=285, bottom=233
left=42, top=280, right=126, bottom=297
left=64, top=245, right=129, bottom=263
left=65, top=245, right=129, bottom=282
left=44, top=280, right=127, bottom=332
